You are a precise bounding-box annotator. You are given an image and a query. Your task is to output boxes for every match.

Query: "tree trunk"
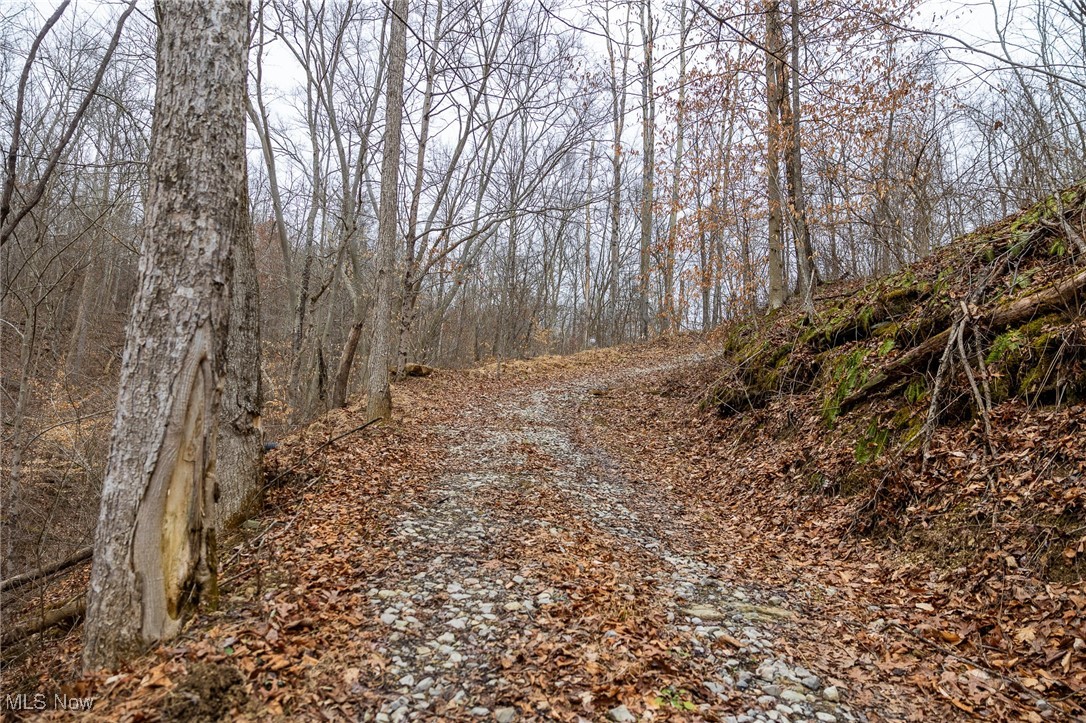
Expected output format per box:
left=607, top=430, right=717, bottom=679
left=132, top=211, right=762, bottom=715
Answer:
left=216, top=177, right=263, bottom=529
left=638, top=0, right=656, bottom=338
left=332, top=318, right=364, bottom=409
left=394, top=0, right=441, bottom=378
left=663, top=0, right=689, bottom=332
left=365, top=0, right=408, bottom=422
left=607, top=28, right=628, bottom=344
left=765, top=0, right=786, bottom=311
left=83, top=0, right=248, bottom=671
left=785, top=0, right=817, bottom=315
left=584, top=141, right=595, bottom=346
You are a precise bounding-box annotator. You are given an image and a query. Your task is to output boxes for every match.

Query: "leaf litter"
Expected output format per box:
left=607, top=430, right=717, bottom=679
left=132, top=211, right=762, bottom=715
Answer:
left=7, top=335, right=1083, bottom=721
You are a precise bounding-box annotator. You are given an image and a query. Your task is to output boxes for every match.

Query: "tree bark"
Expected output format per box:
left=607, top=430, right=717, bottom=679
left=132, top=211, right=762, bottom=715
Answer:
left=216, top=173, right=263, bottom=529
left=638, top=0, right=656, bottom=338
left=785, top=0, right=817, bottom=314
left=366, top=0, right=409, bottom=421
left=604, top=1, right=631, bottom=344
left=83, top=0, right=248, bottom=671
left=332, top=319, right=365, bottom=409
left=663, top=0, right=689, bottom=332
left=765, top=0, right=786, bottom=311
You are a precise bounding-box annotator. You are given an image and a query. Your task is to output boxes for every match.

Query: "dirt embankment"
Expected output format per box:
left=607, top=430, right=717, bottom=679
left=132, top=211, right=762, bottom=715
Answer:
left=584, top=185, right=1086, bottom=718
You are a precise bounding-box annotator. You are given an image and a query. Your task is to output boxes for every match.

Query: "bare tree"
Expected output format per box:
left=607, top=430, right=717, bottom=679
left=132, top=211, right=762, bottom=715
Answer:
left=765, top=0, right=786, bottom=310
left=638, top=0, right=656, bottom=338
left=365, top=0, right=408, bottom=421
left=0, top=0, right=138, bottom=249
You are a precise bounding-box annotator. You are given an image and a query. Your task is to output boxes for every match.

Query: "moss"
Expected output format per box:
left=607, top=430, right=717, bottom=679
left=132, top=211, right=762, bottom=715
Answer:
left=821, top=347, right=870, bottom=425
left=802, top=277, right=929, bottom=353
left=904, top=376, right=927, bottom=404
left=839, top=466, right=870, bottom=497
left=1009, top=267, right=1039, bottom=292
left=874, top=321, right=900, bottom=339
left=891, top=406, right=913, bottom=428
left=987, top=328, right=1026, bottom=365
left=983, top=314, right=1064, bottom=401
left=1020, top=336, right=1061, bottom=395
left=894, top=306, right=951, bottom=347
left=1050, top=236, right=1069, bottom=257
left=711, top=335, right=807, bottom=415
left=854, top=420, right=890, bottom=464
left=1007, top=230, right=1032, bottom=259
left=882, top=286, right=914, bottom=305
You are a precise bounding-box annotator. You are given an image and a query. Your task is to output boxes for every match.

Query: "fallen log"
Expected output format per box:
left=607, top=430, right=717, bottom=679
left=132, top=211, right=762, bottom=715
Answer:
left=0, top=546, right=92, bottom=593
left=839, top=267, right=1086, bottom=414
left=1, top=596, right=86, bottom=647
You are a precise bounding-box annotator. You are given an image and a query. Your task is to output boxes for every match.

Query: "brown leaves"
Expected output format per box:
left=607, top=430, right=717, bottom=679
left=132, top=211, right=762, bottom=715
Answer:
left=584, top=344, right=1086, bottom=719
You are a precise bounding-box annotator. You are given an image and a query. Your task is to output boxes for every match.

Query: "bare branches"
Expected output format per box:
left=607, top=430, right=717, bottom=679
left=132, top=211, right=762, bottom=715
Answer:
left=0, top=0, right=138, bottom=248
left=0, top=0, right=71, bottom=240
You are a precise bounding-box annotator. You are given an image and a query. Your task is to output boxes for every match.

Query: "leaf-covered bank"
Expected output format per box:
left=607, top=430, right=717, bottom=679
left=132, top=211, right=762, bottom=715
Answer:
left=584, top=186, right=1086, bottom=718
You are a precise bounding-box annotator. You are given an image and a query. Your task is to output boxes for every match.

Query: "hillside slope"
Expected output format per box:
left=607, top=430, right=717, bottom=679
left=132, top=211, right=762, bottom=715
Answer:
left=586, top=185, right=1086, bottom=718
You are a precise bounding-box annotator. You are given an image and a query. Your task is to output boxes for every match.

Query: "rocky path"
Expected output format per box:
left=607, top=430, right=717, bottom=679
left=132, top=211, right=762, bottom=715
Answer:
left=28, top=347, right=959, bottom=721
left=354, top=362, right=870, bottom=723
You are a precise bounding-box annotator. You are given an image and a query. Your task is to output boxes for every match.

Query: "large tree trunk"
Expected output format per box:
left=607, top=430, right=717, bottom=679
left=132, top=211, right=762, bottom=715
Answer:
left=765, top=0, right=786, bottom=311
left=365, top=0, right=409, bottom=421
left=83, top=0, right=249, bottom=671
left=216, top=184, right=263, bottom=529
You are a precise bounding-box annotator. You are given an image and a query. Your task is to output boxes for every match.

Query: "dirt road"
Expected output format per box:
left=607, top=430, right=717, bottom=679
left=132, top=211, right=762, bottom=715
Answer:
left=23, top=345, right=967, bottom=721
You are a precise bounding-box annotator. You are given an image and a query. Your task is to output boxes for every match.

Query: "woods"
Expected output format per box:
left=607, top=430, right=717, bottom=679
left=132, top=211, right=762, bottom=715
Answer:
left=1, top=0, right=1084, bottom=715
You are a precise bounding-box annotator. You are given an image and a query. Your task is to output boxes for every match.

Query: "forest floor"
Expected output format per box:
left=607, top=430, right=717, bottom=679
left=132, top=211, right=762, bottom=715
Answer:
left=12, top=335, right=1074, bottom=722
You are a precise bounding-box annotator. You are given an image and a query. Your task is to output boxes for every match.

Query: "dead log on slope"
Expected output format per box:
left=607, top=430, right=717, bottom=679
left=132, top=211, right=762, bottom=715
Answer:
left=838, top=267, right=1086, bottom=414
left=1, top=596, right=86, bottom=648
left=1, top=546, right=92, bottom=593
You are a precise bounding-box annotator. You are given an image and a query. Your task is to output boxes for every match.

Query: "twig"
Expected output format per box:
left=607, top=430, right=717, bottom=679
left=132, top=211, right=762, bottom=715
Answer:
left=888, top=622, right=1050, bottom=708
left=261, top=416, right=384, bottom=491
left=921, top=313, right=964, bottom=466
left=1051, top=192, right=1086, bottom=257
left=956, top=301, right=994, bottom=457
